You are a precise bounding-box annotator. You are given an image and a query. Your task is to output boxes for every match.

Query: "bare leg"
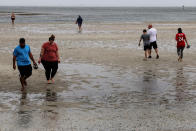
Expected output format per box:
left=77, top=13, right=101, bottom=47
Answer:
left=50, top=79, right=55, bottom=84
left=145, top=50, right=148, bottom=58
left=78, top=25, right=82, bottom=32
left=143, top=50, right=148, bottom=61
left=24, top=79, right=27, bottom=86
left=79, top=26, right=81, bottom=31
left=155, top=48, right=159, bottom=59
left=155, top=48, right=159, bottom=55
left=147, top=49, right=149, bottom=57
left=148, top=49, right=152, bottom=58
left=177, top=48, right=183, bottom=62
left=20, top=77, right=25, bottom=91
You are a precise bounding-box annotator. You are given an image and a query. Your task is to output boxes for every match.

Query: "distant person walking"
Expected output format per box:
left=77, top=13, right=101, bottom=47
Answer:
left=139, top=29, right=150, bottom=60
left=13, top=38, right=37, bottom=91
left=38, top=35, right=60, bottom=84
left=147, top=24, right=159, bottom=59
left=75, top=15, right=83, bottom=32
left=11, top=12, right=15, bottom=25
left=175, top=28, right=190, bottom=62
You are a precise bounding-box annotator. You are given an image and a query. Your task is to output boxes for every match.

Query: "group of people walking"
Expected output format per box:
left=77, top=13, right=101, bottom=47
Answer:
left=139, top=24, right=159, bottom=60
left=139, top=24, right=190, bottom=61
left=13, top=35, right=60, bottom=91
left=11, top=13, right=84, bottom=91
left=12, top=20, right=190, bottom=91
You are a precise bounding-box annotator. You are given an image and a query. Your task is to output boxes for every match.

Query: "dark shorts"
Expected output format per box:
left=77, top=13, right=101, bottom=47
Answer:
left=11, top=18, right=15, bottom=21
left=18, top=64, right=32, bottom=78
left=144, top=45, right=150, bottom=51
left=78, top=23, right=82, bottom=27
left=150, top=41, right=158, bottom=49
left=177, top=47, right=185, bottom=58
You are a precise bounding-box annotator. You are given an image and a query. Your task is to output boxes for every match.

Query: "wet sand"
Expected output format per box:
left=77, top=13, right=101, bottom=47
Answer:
left=0, top=22, right=196, bottom=130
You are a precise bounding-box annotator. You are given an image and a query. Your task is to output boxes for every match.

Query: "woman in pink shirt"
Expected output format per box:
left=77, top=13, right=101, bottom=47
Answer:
left=38, top=35, right=60, bottom=84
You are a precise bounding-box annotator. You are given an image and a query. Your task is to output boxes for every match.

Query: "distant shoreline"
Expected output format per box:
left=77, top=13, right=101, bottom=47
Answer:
left=0, top=6, right=196, bottom=8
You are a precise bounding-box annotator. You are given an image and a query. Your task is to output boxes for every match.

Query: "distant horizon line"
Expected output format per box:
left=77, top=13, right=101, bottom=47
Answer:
left=0, top=5, right=195, bottom=8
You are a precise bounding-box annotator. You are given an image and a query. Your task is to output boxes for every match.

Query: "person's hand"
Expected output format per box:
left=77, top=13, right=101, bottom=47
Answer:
left=13, top=64, right=16, bottom=70
left=38, top=58, right=41, bottom=64
left=58, top=59, right=60, bottom=63
left=187, top=44, right=190, bottom=49
left=33, top=61, right=36, bottom=65
left=33, top=63, right=38, bottom=69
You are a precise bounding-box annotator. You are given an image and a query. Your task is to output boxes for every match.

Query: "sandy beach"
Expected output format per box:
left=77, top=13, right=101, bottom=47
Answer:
left=0, top=22, right=196, bottom=130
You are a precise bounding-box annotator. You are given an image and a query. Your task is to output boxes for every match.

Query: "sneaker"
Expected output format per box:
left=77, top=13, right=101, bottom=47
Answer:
left=156, top=55, right=159, bottom=59
left=148, top=56, right=152, bottom=58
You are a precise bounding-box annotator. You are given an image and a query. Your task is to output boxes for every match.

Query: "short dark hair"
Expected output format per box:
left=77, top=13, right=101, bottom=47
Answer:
left=49, top=34, right=55, bottom=41
left=143, top=29, right=147, bottom=33
left=19, top=38, right=25, bottom=44
left=178, top=28, right=182, bottom=33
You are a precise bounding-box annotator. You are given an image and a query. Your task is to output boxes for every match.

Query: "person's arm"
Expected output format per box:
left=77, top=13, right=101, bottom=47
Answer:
left=185, top=39, right=189, bottom=45
left=56, top=50, right=60, bottom=63
left=184, top=35, right=189, bottom=46
left=13, top=49, right=17, bottom=70
left=38, top=47, right=44, bottom=64
left=29, top=52, right=36, bottom=64
left=139, top=38, right=142, bottom=46
left=175, top=34, right=178, bottom=42
left=56, top=45, right=60, bottom=63
left=13, top=55, right=16, bottom=70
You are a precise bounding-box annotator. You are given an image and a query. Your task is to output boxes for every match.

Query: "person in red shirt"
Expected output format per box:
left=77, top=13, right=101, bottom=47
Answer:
left=38, top=35, right=60, bottom=84
left=175, top=28, right=190, bottom=62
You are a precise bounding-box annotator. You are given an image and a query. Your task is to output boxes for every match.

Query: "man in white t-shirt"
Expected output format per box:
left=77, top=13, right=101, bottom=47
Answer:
left=147, top=24, right=159, bottom=59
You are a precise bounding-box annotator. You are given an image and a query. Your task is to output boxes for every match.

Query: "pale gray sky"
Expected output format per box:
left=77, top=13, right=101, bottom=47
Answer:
left=0, top=0, right=196, bottom=7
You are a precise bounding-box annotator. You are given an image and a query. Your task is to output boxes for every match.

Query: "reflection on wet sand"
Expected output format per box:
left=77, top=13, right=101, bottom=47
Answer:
left=175, top=66, right=188, bottom=102
left=45, top=88, right=57, bottom=102
left=42, top=86, right=59, bottom=129
left=142, top=69, right=157, bottom=91
left=17, top=92, right=32, bottom=128
left=1, top=61, right=196, bottom=130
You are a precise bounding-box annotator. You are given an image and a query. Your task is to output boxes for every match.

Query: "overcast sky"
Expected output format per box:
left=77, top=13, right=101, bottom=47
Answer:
left=0, top=0, right=196, bottom=7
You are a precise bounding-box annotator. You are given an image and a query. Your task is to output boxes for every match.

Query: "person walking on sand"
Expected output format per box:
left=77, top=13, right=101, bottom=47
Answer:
left=75, top=15, right=83, bottom=33
left=38, top=35, right=60, bottom=84
left=175, top=28, right=190, bottom=62
left=147, top=24, right=159, bottom=59
left=13, top=38, right=37, bottom=91
left=139, top=29, right=150, bottom=60
left=11, top=12, right=15, bottom=25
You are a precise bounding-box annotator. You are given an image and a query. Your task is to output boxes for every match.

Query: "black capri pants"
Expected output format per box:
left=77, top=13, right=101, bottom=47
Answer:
left=41, top=60, right=58, bottom=80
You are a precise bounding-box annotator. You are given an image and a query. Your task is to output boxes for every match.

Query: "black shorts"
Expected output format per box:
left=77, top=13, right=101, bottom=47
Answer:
left=150, top=41, right=158, bottom=49
left=144, top=45, right=150, bottom=51
left=177, top=47, right=185, bottom=58
left=11, top=18, right=15, bottom=21
left=78, top=23, right=82, bottom=27
left=18, top=64, right=32, bottom=78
